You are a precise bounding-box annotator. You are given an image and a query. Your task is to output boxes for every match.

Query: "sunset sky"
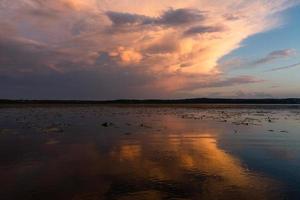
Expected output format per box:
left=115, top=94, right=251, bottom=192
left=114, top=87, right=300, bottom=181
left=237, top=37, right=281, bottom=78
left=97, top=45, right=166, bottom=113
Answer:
left=0, top=0, right=300, bottom=99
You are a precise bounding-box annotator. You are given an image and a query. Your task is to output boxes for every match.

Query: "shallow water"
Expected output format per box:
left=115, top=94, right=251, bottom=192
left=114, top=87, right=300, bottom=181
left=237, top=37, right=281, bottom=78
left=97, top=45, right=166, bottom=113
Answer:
left=1, top=105, right=300, bottom=200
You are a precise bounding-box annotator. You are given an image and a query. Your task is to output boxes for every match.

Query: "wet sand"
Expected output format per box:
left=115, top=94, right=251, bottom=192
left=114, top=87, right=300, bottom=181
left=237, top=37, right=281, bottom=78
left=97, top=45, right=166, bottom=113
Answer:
left=1, top=105, right=300, bottom=199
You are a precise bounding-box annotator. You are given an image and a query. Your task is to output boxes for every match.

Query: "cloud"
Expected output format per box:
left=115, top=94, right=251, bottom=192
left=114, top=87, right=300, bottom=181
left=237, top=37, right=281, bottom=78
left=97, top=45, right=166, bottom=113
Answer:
left=218, top=49, right=298, bottom=71
left=183, top=25, right=224, bottom=36
left=182, top=75, right=264, bottom=90
left=266, top=62, right=300, bottom=72
left=0, top=65, right=159, bottom=100
left=106, top=8, right=205, bottom=27
left=253, top=49, right=297, bottom=65
left=0, top=35, right=50, bottom=73
left=205, top=76, right=264, bottom=88
left=0, top=0, right=298, bottom=99
left=157, top=8, right=205, bottom=26
left=111, top=47, right=143, bottom=64
left=106, top=11, right=152, bottom=26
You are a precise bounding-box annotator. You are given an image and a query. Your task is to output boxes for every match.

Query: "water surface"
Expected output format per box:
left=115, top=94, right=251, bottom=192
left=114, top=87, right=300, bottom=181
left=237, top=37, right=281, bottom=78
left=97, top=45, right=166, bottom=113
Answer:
left=1, top=105, right=300, bottom=199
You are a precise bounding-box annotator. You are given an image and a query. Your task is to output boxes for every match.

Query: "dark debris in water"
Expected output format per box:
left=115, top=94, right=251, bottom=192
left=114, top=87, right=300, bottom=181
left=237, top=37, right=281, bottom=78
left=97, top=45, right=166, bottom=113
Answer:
left=102, top=122, right=114, bottom=127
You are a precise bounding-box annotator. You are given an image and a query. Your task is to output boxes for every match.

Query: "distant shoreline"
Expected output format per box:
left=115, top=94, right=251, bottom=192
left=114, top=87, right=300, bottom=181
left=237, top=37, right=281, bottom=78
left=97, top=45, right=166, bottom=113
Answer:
left=1, top=98, right=300, bottom=105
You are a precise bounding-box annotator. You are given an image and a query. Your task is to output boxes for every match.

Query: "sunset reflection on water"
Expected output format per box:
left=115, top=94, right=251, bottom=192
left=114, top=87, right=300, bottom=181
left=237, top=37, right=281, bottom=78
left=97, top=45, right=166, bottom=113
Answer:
left=108, top=130, right=276, bottom=200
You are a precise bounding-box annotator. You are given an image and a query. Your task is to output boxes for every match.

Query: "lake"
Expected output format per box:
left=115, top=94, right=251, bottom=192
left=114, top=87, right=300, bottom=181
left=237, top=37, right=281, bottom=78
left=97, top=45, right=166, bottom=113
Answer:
left=1, top=105, right=300, bottom=199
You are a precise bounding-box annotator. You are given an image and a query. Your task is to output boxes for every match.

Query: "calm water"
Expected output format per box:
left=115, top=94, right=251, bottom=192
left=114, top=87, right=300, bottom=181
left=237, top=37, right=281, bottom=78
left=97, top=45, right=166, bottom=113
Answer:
left=1, top=105, right=300, bottom=200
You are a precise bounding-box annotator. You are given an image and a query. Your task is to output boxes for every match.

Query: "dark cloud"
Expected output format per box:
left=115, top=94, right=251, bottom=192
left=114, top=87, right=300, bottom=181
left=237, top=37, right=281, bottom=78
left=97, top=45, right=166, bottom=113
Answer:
left=0, top=36, right=49, bottom=73
left=0, top=34, right=162, bottom=99
left=0, top=33, right=97, bottom=74
left=106, top=11, right=153, bottom=26
left=157, top=8, right=205, bottom=26
left=0, top=68, right=163, bottom=100
left=106, top=8, right=205, bottom=27
left=183, top=25, right=224, bottom=36
left=26, top=7, right=62, bottom=19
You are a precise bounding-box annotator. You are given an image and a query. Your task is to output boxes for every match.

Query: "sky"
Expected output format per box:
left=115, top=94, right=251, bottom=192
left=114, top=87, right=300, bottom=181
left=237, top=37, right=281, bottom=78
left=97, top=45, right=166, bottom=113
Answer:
left=0, top=0, right=300, bottom=100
